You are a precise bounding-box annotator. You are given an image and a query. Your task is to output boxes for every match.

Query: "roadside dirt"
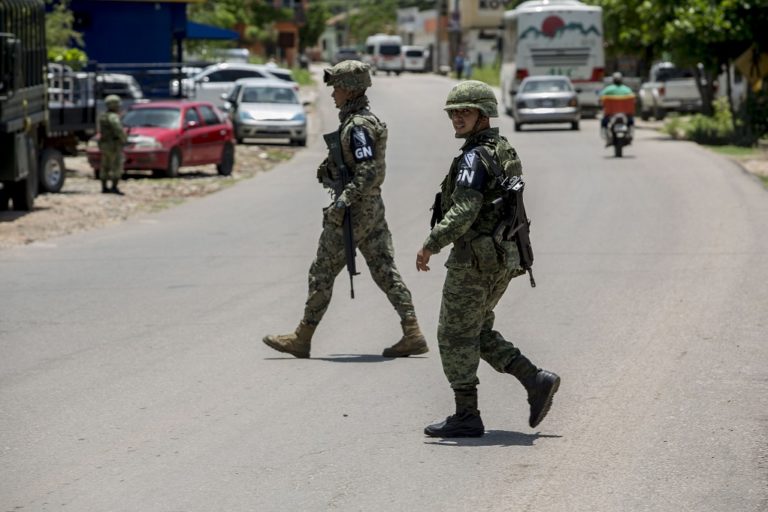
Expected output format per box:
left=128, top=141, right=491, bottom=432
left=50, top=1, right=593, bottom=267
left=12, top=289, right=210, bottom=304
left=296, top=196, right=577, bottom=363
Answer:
left=0, top=143, right=299, bottom=250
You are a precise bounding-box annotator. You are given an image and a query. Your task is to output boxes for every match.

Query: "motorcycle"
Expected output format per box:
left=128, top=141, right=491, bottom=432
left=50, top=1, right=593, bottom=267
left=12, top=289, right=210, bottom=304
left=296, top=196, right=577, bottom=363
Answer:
left=606, top=113, right=633, bottom=158
left=600, top=94, right=636, bottom=158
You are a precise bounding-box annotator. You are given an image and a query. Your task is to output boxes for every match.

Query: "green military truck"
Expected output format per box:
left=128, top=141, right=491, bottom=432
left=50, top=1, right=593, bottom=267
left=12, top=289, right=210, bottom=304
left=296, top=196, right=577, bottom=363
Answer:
left=1, top=0, right=96, bottom=210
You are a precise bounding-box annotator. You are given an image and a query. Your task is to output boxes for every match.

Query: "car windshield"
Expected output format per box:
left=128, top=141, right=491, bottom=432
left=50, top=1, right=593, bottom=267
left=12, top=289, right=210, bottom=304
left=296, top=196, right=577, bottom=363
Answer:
left=241, top=86, right=298, bottom=104
left=522, top=80, right=572, bottom=93
left=123, top=107, right=181, bottom=128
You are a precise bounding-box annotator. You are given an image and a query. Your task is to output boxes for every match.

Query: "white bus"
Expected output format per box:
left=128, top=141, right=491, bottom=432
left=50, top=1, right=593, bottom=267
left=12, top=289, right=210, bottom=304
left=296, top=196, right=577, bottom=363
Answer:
left=500, top=0, right=604, bottom=117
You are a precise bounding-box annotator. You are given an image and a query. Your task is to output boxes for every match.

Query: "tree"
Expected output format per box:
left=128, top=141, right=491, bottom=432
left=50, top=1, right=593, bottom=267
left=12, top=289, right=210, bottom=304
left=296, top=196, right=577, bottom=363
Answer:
left=662, top=0, right=763, bottom=116
left=187, top=0, right=292, bottom=55
left=298, top=3, right=331, bottom=51
left=45, top=0, right=87, bottom=69
left=346, top=0, right=398, bottom=44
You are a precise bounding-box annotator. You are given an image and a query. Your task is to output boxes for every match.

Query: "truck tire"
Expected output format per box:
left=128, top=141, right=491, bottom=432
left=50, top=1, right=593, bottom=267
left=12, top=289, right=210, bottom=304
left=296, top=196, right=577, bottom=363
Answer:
left=0, top=186, right=9, bottom=211
left=38, top=148, right=66, bottom=193
left=11, top=171, right=37, bottom=211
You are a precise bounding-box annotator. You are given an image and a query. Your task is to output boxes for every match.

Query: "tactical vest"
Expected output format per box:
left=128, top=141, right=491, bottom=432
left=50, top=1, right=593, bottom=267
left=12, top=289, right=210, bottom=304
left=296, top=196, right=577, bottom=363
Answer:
left=98, top=112, right=124, bottom=146
left=322, top=110, right=387, bottom=194
left=440, top=129, right=522, bottom=237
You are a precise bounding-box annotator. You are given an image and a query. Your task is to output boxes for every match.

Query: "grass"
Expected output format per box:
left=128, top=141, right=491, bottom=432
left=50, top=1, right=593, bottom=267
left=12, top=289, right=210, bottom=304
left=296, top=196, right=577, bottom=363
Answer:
left=705, top=145, right=762, bottom=158
left=457, top=64, right=500, bottom=87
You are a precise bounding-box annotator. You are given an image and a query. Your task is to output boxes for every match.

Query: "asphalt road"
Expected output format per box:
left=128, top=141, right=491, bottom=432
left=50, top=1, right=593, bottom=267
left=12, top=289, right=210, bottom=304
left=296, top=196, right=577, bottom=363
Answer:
left=1, top=71, right=767, bottom=512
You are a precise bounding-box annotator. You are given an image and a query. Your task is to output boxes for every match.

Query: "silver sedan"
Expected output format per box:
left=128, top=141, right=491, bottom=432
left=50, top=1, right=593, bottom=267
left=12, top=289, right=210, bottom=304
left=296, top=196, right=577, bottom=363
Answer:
left=512, top=75, right=581, bottom=131
left=224, top=79, right=307, bottom=146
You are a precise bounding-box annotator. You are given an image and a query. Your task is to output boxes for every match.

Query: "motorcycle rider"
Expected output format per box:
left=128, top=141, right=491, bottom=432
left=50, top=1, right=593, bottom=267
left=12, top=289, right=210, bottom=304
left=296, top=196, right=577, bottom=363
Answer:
left=599, top=72, right=635, bottom=145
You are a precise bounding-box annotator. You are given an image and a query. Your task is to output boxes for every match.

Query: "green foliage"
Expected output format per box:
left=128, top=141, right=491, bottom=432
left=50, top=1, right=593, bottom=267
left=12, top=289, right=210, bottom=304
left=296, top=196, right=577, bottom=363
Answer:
left=298, top=3, right=331, bottom=51
left=347, top=0, right=398, bottom=44
left=48, top=47, right=88, bottom=70
left=662, top=97, right=735, bottom=145
left=661, top=113, right=686, bottom=140
left=45, top=0, right=87, bottom=66
left=291, top=67, right=313, bottom=86
left=468, top=63, right=500, bottom=87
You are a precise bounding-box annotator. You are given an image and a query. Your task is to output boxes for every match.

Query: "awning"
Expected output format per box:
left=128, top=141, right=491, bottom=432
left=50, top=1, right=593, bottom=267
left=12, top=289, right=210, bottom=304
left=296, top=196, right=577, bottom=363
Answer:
left=186, top=21, right=239, bottom=41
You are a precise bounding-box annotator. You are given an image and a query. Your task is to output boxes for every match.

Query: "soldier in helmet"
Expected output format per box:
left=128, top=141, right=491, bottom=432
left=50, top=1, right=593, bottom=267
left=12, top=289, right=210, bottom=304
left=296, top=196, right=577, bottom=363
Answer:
left=262, top=60, right=429, bottom=359
left=417, top=80, right=560, bottom=437
left=98, top=95, right=127, bottom=195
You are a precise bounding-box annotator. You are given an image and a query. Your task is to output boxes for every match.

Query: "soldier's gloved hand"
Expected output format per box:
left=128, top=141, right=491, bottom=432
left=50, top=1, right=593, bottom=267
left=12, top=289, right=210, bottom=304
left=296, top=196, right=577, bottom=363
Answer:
left=324, top=200, right=346, bottom=226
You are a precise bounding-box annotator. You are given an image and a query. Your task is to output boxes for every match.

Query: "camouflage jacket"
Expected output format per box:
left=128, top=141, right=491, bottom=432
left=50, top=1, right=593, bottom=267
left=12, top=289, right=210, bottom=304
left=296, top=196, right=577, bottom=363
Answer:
left=317, top=95, right=387, bottom=206
left=424, top=127, right=523, bottom=270
left=98, top=111, right=127, bottom=148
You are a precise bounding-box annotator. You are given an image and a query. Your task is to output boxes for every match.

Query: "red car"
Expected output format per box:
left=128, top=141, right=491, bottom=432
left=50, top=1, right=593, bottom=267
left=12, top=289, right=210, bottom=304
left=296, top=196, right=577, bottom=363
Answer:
left=87, top=100, right=235, bottom=178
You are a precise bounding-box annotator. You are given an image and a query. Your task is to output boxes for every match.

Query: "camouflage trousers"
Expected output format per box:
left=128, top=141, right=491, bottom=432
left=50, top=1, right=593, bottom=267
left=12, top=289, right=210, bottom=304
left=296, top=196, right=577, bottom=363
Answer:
left=99, top=145, right=124, bottom=181
left=303, top=195, right=416, bottom=324
left=437, top=263, right=525, bottom=390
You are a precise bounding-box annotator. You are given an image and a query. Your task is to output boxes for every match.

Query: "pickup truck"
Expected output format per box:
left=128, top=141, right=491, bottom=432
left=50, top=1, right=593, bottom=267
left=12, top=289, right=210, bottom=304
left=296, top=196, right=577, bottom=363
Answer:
left=638, top=62, right=702, bottom=121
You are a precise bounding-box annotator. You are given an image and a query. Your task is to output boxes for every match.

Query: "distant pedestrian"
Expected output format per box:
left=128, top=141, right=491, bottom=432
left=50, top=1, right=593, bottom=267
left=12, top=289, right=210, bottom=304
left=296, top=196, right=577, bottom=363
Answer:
left=97, top=95, right=126, bottom=195
left=454, top=52, right=465, bottom=80
left=464, top=59, right=473, bottom=79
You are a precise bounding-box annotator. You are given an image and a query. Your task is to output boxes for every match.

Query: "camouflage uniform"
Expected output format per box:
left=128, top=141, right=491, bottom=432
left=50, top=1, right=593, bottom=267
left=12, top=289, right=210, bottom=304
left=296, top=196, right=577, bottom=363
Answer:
left=98, top=95, right=127, bottom=194
left=263, top=61, right=428, bottom=359
left=423, top=81, right=560, bottom=438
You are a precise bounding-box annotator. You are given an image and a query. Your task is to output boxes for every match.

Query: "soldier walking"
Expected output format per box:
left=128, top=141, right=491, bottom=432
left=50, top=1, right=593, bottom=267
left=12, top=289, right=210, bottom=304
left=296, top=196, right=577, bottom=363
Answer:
left=263, top=61, right=429, bottom=359
left=97, top=95, right=126, bottom=195
left=417, top=81, right=560, bottom=437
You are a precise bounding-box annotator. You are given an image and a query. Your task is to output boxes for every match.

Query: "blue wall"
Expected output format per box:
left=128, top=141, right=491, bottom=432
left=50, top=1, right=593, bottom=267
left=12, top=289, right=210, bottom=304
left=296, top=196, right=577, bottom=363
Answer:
left=71, top=1, right=187, bottom=64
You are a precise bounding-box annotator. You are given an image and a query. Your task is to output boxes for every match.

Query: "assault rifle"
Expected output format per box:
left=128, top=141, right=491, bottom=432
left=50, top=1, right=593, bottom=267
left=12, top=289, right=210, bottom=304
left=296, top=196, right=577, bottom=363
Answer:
left=492, top=175, right=536, bottom=288
left=323, top=130, right=359, bottom=298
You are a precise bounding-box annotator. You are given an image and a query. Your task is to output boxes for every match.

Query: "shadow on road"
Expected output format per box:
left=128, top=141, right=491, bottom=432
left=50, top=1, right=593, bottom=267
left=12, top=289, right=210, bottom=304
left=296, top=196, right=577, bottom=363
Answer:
left=262, top=354, right=423, bottom=363
left=424, top=430, right=562, bottom=447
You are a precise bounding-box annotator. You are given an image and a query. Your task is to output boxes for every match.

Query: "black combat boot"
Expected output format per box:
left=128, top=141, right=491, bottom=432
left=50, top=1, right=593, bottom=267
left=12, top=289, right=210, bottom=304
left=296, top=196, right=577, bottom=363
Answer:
left=424, top=388, right=485, bottom=438
left=506, top=355, right=560, bottom=428
left=101, top=182, right=110, bottom=194
left=110, top=182, right=125, bottom=196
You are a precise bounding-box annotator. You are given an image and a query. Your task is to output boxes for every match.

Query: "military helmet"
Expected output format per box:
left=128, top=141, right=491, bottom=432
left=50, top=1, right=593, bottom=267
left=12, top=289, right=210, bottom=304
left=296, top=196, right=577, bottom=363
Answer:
left=105, top=94, right=122, bottom=109
left=323, top=60, right=372, bottom=91
left=444, top=80, right=498, bottom=118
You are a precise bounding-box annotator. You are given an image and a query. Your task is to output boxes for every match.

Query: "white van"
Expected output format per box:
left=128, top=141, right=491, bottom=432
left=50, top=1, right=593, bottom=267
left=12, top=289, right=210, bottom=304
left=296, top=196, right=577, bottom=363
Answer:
left=403, top=45, right=427, bottom=72
left=364, top=34, right=403, bottom=75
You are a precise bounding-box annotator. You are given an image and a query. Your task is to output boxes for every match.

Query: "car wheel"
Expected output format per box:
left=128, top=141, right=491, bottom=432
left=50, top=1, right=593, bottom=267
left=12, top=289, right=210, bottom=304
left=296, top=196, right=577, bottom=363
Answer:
left=654, top=107, right=666, bottom=121
left=571, top=121, right=580, bottom=130
left=514, top=121, right=522, bottom=132
left=38, top=148, right=66, bottom=193
left=236, top=137, right=244, bottom=145
left=216, top=143, right=235, bottom=176
left=93, top=167, right=101, bottom=180
left=291, top=138, right=307, bottom=147
left=640, top=109, right=650, bottom=121
left=166, top=149, right=181, bottom=178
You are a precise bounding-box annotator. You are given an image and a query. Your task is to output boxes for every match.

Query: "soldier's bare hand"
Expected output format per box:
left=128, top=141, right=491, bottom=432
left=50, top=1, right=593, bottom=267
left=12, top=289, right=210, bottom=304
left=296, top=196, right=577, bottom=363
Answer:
left=416, top=248, right=432, bottom=272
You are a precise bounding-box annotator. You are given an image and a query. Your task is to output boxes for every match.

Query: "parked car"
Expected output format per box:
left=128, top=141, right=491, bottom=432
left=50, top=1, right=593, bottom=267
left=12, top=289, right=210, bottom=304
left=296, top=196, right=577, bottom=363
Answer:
left=86, top=100, right=235, bottom=177
left=170, top=63, right=295, bottom=106
left=511, top=75, right=580, bottom=131
left=222, top=78, right=307, bottom=146
left=638, top=62, right=702, bottom=121
left=333, top=47, right=362, bottom=65
left=403, top=45, right=427, bottom=72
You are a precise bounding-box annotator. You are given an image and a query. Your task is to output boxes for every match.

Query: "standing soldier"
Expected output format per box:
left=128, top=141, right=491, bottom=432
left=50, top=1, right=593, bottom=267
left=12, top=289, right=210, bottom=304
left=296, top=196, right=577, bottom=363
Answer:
left=262, top=60, right=429, bottom=359
left=417, top=81, right=560, bottom=437
left=98, top=95, right=126, bottom=195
